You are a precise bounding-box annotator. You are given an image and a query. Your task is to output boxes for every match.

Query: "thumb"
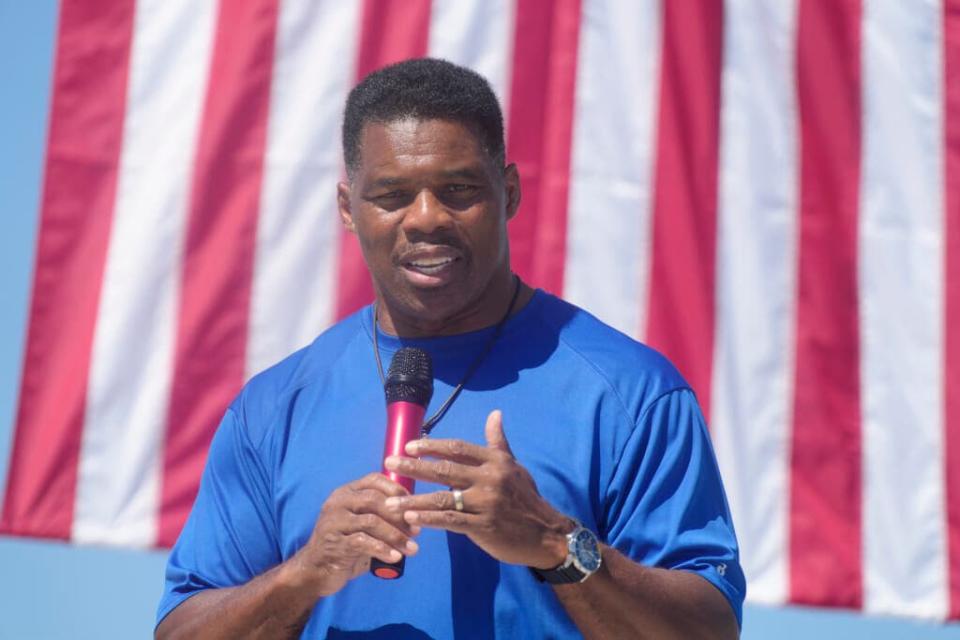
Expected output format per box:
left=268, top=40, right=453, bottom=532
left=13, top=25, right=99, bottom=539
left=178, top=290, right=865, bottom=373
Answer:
left=484, top=410, right=513, bottom=455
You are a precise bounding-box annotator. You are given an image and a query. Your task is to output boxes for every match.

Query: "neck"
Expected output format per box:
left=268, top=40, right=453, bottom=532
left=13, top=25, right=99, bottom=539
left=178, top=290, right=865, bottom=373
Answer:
left=375, top=273, right=533, bottom=338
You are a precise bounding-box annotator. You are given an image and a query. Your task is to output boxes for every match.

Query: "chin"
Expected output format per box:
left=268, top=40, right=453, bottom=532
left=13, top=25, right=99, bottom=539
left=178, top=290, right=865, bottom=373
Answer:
left=405, top=291, right=466, bottom=319
left=395, top=287, right=477, bottom=325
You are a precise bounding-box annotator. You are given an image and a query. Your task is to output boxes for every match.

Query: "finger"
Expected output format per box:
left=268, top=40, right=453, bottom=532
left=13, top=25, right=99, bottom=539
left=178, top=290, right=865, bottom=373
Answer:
left=484, top=410, right=513, bottom=456
left=342, top=488, right=420, bottom=535
left=405, top=438, right=490, bottom=465
left=345, top=531, right=405, bottom=565
left=384, top=455, right=478, bottom=488
left=385, top=489, right=474, bottom=514
left=345, top=512, right=420, bottom=557
left=403, top=509, right=481, bottom=535
left=350, top=472, right=411, bottom=498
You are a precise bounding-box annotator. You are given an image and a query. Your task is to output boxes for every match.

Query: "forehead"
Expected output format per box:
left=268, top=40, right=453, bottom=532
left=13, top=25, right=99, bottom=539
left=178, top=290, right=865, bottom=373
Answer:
left=355, top=118, right=492, bottom=176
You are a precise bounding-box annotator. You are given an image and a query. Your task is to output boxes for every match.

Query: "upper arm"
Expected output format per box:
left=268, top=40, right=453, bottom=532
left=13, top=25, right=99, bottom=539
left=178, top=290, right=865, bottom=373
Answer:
left=602, top=389, right=746, bottom=627
left=156, top=406, right=282, bottom=629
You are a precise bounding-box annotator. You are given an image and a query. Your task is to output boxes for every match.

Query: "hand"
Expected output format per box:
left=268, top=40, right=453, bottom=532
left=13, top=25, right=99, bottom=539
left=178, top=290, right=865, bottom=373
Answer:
left=383, top=410, right=573, bottom=569
left=291, top=473, right=421, bottom=597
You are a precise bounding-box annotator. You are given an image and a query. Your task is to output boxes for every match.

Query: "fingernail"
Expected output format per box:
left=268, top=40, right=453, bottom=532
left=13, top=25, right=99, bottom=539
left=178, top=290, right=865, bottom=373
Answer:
left=405, top=540, right=419, bottom=554
left=389, top=549, right=402, bottom=562
left=410, top=525, right=422, bottom=535
left=384, top=456, right=400, bottom=470
left=385, top=497, right=401, bottom=509
left=404, top=511, right=420, bottom=524
left=404, top=441, right=420, bottom=455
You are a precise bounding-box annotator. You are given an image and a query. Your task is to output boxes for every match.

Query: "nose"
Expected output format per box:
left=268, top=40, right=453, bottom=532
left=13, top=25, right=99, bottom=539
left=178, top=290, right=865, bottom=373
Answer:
left=402, top=188, right=451, bottom=235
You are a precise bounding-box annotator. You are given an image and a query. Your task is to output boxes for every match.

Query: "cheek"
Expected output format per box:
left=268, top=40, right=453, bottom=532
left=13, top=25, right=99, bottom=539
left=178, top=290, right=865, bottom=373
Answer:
left=474, top=219, right=509, bottom=259
left=355, top=215, right=397, bottom=252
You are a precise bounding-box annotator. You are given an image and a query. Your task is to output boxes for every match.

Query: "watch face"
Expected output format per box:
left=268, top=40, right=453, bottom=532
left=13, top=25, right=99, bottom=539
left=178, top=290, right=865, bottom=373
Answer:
left=571, top=528, right=602, bottom=573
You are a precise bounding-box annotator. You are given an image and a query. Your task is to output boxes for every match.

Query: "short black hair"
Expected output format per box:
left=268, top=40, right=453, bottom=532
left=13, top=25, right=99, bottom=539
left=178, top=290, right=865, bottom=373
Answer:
left=342, top=58, right=505, bottom=175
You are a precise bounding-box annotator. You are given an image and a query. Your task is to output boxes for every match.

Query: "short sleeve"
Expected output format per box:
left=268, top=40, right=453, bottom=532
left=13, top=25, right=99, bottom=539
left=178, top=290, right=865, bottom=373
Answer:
left=155, top=406, right=282, bottom=628
left=602, top=388, right=746, bottom=626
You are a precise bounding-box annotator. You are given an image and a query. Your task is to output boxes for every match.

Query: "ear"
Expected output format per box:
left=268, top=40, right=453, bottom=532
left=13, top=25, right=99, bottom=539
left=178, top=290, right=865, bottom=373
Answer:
left=337, top=181, right=356, bottom=233
left=503, top=163, right=521, bottom=221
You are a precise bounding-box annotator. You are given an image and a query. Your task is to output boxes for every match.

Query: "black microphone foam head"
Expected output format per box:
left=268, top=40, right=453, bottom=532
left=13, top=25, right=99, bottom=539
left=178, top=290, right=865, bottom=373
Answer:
left=385, top=347, right=434, bottom=407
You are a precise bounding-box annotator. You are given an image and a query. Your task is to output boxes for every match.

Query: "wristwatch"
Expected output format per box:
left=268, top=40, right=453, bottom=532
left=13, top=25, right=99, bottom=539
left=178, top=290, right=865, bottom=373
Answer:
left=530, top=520, right=602, bottom=584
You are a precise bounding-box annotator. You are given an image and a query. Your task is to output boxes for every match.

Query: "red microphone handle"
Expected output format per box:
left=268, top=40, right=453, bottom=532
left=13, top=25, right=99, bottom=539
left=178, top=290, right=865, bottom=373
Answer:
left=371, top=400, right=425, bottom=580
left=381, top=401, right=426, bottom=491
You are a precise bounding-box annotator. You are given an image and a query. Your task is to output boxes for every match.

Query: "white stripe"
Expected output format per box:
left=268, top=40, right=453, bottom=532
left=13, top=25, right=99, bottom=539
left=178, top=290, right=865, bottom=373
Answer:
left=428, top=0, right=515, bottom=110
left=246, top=0, right=362, bottom=379
left=710, top=0, right=798, bottom=606
left=74, top=0, right=216, bottom=546
left=564, top=0, right=660, bottom=338
left=860, top=0, right=947, bottom=618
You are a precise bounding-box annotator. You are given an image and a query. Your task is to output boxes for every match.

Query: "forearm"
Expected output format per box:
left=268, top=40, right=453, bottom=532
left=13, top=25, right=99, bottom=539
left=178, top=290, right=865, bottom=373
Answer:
left=155, top=558, right=320, bottom=640
left=553, top=545, right=739, bottom=640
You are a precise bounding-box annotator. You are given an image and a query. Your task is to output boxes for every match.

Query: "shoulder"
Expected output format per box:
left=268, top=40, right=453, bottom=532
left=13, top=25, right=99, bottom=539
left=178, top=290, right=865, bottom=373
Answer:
left=525, top=292, right=692, bottom=421
left=229, top=308, right=370, bottom=444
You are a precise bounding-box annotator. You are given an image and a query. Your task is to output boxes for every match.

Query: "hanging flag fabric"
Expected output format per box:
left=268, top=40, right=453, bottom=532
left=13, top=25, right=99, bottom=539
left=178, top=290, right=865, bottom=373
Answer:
left=2, top=0, right=959, bottom=622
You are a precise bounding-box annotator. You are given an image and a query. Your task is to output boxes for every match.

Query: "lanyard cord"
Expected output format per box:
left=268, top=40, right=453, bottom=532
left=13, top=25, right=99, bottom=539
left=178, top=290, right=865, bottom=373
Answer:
left=373, top=275, right=522, bottom=437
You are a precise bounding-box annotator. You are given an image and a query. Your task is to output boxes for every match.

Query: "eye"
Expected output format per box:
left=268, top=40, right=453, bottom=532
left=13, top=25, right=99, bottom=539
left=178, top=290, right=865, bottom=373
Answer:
left=369, top=190, right=410, bottom=210
left=440, top=184, right=483, bottom=206
left=445, top=183, right=479, bottom=194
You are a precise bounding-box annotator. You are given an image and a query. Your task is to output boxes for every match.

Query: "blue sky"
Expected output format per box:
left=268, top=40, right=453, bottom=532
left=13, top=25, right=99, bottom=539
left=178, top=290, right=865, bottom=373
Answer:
left=0, top=2, right=958, bottom=637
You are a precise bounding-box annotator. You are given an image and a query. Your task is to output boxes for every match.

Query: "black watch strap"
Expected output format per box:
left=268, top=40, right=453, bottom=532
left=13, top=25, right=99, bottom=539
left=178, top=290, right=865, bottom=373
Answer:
left=530, top=563, right=587, bottom=584
left=529, top=520, right=601, bottom=584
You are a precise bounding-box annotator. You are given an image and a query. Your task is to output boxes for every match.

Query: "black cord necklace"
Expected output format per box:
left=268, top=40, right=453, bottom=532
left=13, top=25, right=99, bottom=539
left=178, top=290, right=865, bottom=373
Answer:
left=373, top=275, right=522, bottom=438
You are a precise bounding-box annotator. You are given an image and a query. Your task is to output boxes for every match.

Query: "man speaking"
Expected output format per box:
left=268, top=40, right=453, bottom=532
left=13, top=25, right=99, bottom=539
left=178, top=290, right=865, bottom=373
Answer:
left=155, top=59, right=744, bottom=639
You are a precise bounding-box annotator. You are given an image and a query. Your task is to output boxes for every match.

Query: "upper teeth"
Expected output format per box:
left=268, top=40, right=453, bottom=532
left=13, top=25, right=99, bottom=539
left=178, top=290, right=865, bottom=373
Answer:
left=410, top=258, right=454, bottom=268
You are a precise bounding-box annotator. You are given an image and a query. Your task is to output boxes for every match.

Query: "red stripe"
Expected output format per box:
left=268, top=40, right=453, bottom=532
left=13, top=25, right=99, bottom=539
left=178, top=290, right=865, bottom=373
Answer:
left=644, top=0, right=723, bottom=419
left=505, top=0, right=582, bottom=295
left=333, top=0, right=432, bottom=320
left=944, top=0, right=960, bottom=621
left=789, top=0, right=863, bottom=609
left=0, top=1, right=134, bottom=540
left=158, top=0, right=280, bottom=547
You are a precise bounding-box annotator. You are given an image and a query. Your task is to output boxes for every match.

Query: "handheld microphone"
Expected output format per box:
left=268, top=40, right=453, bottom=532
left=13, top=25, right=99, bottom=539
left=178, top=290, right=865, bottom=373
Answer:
left=371, top=346, right=433, bottom=580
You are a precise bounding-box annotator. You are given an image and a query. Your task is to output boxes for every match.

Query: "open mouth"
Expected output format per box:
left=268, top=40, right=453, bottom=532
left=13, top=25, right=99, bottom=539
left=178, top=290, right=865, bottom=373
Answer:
left=398, top=248, right=463, bottom=286
left=404, top=256, right=459, bottom=275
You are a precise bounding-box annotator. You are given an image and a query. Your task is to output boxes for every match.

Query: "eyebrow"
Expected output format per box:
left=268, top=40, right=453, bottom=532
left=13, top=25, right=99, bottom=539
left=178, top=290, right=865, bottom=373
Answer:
left=369, top=177, right=406, bottom=188
left=438, top=167, right=486, bottom=180
left=367, top=167, right=488, bottom=189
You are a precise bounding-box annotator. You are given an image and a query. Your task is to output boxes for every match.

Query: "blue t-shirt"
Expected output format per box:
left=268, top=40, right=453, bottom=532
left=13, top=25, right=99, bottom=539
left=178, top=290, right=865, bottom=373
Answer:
left=158, top=291, right=745, bottom=637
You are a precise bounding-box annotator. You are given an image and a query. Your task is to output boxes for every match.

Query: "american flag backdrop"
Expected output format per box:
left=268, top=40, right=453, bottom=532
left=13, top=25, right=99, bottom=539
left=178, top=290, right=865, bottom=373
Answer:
left=1, top=0, right=958, bottom=623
